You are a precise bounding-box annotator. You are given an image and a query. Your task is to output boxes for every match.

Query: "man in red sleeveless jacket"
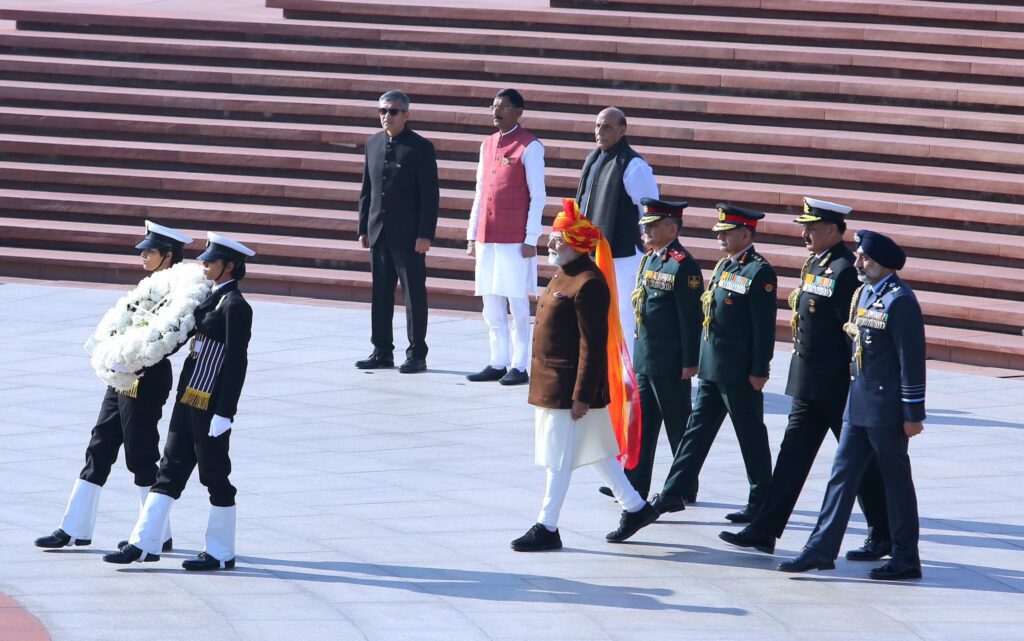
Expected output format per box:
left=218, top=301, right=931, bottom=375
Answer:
left=466, top=89, right=546, bottom=387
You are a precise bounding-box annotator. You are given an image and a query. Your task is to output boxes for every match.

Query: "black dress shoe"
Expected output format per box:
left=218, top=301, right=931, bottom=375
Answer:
left=683, top=493, right=698, bottom=504
left=35, top=528, right=90, bottom=548
left=182, top=551, right=235, bottom=571
left=103, top=544, right=159, bottom=564
left=719, top=526, right=776, bottom=554
left=845, top=538, right=892, bottom=561
left=399, top=357, right=427, bottom=373
left=118, top=538, right=173, bottom=553
left=511, top=523, right=562, bottom=552
left=356, top=353, right=393, bottom=369
left=777, top=548, right=835, bottom=573
left=868, top=560, right=921, bottom=581
left=606, top=503, right=659, bottom=543
left=499, top=368, right=529, bottom=386
left=650, top=493, right=686, bottom=514
left=725, top=504, right=759, bottom=523
left=466, top=366, right=506, bottom=382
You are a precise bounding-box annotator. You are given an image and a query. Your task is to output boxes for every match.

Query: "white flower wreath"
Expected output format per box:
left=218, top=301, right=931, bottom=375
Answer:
left=86, top=262, right=212, bottom=392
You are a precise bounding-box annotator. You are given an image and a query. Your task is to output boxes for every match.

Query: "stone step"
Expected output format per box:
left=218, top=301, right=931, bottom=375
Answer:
left=1, top=47, right=1021, bottom=112
left=3, top=157, right=1022, bottom=238
left=4, top=24, right=1024, bottom=84
left=5, top=8, right=1024, bottom=58
left=1, top=244, right=1020, bottom=369
left=1, top=189, right=1019, bottom=269
left=508, top=0, right=1024, bottom=29
left=2, top=56, right=1022, bottom=142
left=3, top=91, right=1022, bottom=170
left=6, top=131, right=1024, bottom=208
left=2, top=215, right=1020, bottom=312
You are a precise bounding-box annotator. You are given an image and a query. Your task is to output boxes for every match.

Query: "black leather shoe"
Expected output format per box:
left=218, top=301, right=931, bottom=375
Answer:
left=777, top=549, right=835, bottom=573
left=399, top=357, right=427, bottom=373
left=118, top=538, right=173, bottom=553
left=606, top=503, right=659, bottom=543
left=499, top=368, right=529, bottom=386
left=103, top=544, right=159, bottom=564
left=35, top=528, right=90, bottom=548
left=725, top=504, right=759, bottom=523
left=182, top=551, right=235, bottom=571
left=467, top=366, right=506, bottom=382
left=650, top=493, right=686, bottom=514
left=719, top=526, right=776, bottom=554
left=511, top=523, right=562, bottom=552
left=869, top=560, right=921, bottom=581
left=845, top=538, right=892, bottom=561
left=356, top=353, right=393, bottom=369
left=683, top=493, right=698, bottom=504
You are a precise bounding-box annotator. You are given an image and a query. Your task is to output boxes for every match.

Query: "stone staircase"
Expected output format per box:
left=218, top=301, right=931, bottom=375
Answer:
left=0, top=0, right=1022, bottom=369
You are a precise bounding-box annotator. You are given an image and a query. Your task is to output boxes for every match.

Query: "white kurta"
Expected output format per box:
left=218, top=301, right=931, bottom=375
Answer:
left=466, top=126, right=546, bottom=299
left=534, top=406, right=620, bottom=472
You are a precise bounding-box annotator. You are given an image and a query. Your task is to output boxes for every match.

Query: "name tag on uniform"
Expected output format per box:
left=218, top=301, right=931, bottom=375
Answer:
left=645, top=271, right=675, bottom=291
left=802, top=274, right=836, bottom=297
left=855, top=308, right=888, bottom=330
left=718, top=272, right=751, bottom=295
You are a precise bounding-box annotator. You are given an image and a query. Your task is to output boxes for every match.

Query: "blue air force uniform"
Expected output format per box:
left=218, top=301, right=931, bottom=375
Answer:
left=794, top=230, right=926, bottom=579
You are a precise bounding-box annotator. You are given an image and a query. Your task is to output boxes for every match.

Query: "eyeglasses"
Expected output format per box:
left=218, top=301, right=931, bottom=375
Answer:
left=378, top=107, right=407, bottom=116
left=490, top=105, right=513, bottom=112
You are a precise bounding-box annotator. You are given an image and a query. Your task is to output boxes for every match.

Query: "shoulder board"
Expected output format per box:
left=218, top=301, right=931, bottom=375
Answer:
left=668, top=248, right=687, bottom=263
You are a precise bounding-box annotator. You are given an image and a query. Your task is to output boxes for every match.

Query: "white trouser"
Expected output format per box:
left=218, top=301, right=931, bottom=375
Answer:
left=481, top=294, right=531, bottom=371
left=613, top=251, right=642, bottom=346
left=537, top=456, right=646, bottom=529
left=59, top=478, right=102, bottom=541
left=129, top=492, right=174, bottom=557
left=137, top=485, right=171, bottom=544
left=205, top=505, right=236, bottom=562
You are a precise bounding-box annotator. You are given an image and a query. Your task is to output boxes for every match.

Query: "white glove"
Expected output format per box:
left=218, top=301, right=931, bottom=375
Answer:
left=209, top=414, right=232, bottom=438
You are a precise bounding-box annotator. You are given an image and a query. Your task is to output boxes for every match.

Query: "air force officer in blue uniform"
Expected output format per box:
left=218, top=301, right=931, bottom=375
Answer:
left=779, top=230, right=926, bottom=581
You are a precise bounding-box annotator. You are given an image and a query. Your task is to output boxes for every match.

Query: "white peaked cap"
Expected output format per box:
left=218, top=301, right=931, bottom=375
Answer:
left=207, top=232, right=255, bottom=257
left=144, top=220, right=193, bottom=244
left=803, top=197, right=853, bottom=215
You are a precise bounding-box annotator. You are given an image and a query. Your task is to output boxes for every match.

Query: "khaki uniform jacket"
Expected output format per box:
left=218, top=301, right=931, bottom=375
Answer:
left=528, top=254, right=611, bottom=409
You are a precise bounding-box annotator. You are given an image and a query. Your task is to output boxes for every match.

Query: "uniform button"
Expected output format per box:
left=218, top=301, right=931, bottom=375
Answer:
left=878, top=385, right=885, bottom=391
left=381, top=191, right=386, bottom=197
left=850, top=376, right=855, bottom=381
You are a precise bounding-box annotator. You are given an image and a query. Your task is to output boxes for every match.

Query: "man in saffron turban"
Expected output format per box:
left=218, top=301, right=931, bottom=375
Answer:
left=511, top=200, right=655, bottom=552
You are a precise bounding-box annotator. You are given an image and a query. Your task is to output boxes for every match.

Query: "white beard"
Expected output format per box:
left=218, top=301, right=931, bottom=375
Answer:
left=547, top=252, right=564, bottom=267
left=857, top=272, right=871, bottom=284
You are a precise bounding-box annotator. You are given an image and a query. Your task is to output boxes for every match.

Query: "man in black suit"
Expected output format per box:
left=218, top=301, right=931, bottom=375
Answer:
left=356, top=90, right=440, bottom=373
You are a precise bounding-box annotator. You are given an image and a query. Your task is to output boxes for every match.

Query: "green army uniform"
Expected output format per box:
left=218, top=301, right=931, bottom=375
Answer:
left=655, top=204, right=777, bottom=520
left=627, top=199, right=704, bottom=499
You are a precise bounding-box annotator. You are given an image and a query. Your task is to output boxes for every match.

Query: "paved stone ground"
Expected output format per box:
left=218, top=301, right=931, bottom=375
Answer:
left=1, top=281, right=1022, bottom=641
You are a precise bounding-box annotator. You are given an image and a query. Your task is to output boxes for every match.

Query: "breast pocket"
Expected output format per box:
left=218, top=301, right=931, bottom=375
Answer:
left=544, top=357, right=576, bottom=369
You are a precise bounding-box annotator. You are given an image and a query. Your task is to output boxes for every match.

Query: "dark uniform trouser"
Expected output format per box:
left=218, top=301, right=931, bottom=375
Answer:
left=753, top=397, right=890, bottom=541
left=152, top=403, right=236, bottom=507
left=630, top=374, right=696, bottom=499
left=662, top=379, right=772, bottom=508
left=80, top=359, right=172, bottom=487
left=806, top=422, right=919, bottom=562
left=370, top=241, right=429, bottom=360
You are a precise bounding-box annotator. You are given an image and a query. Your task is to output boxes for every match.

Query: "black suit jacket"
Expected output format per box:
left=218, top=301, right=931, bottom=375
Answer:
left=785, top=242, right=860, bottom=400
left=358, top=128, right=440, bottom=249
left=178, top=281, right=252, bottom=419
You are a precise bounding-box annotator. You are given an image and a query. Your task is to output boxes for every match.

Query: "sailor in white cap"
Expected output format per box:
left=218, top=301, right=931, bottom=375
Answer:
left=104, top=232, right=254, bottom=571
left=36, top=221, right=192, bottom=552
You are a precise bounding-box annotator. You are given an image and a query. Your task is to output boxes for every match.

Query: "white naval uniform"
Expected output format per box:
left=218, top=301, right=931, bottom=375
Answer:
left=467, top=125, right=546, bottom=371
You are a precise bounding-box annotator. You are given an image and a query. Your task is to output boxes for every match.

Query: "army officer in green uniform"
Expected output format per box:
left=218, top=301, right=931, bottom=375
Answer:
left=635, top=204, right=778, bottom=527
left=599, top=198, right=703, bottom=501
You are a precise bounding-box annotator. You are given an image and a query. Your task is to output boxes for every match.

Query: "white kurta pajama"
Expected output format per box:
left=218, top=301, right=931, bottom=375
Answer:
left=534, top=407, right=645, bottom=529
left=467, top=126, right=545, bottom=371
